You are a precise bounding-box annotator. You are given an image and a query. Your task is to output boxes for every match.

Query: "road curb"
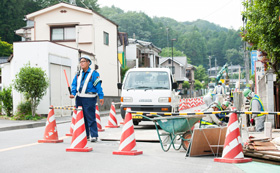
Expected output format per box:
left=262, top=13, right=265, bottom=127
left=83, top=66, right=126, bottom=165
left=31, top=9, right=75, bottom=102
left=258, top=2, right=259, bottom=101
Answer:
left=0, top=110, right=120, bottom=132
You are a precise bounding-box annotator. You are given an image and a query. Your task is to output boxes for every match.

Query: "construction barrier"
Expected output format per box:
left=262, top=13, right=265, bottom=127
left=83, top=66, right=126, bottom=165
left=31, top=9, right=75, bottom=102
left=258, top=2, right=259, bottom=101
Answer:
left=214, top=112, right=252, bottom=163
left=179, top=97, right=205, bottom=111
left=66, top=106, right=92, bottom=152
left=129, top=110, right=280, bottom=116
left=66, top=109, right=77, bottom=136
left=105, top=102, right=120, bottom=128
left=96, top=103, right=105, bottom=132
left=38, top=106, right=63, bottom=143
left=113, top=108, right=143, bottom=156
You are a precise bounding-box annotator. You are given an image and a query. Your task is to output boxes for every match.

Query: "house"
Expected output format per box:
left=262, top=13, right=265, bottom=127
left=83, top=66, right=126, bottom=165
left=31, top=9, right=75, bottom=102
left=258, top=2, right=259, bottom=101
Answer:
left=2, top=2, right=120, bottom=114
left=124, top=38, right=161, bottom=68
left=159, top=57, right=189, bottom=84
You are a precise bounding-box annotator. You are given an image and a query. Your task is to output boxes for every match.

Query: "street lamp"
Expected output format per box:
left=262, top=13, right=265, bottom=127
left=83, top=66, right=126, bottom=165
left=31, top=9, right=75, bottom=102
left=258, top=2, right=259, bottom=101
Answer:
left=171, top=38, right=176, bottom=74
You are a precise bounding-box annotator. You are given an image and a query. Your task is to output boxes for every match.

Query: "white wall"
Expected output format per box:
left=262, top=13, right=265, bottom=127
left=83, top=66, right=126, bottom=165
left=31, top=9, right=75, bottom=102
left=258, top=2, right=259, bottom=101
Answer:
left=4, top=41, right=79, bottom=115
left=30, top=6, right=119, bottom=97
left=93, top=14, right=119, bottom=97
left=126, top=44, right=137, bottom=60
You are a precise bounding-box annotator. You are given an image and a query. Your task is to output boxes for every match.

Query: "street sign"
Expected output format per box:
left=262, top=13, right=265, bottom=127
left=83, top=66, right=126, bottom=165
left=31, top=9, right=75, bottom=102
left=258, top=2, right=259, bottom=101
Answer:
left=251, top=50, right=258, bottom=75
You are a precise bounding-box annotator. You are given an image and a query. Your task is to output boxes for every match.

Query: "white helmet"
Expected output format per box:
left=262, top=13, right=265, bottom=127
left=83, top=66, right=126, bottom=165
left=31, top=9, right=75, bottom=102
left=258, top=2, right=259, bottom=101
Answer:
left=79, top=56, right=92, bottom=66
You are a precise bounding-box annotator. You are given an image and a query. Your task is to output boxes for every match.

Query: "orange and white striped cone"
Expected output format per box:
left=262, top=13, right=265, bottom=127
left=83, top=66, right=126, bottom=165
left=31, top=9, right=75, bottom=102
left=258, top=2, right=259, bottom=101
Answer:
left=105, top=102, right=119, bottom=128
left=66, top=108, right=77, bottom=136
left=113, top=108, right=143, bottom=155
left=38, top=106, right=63, bottom=143
left=66, top=106, right=92, bottom=152
left=96, top=103, right=105, bottom=132
left=214, top=112, right=252, bottom=163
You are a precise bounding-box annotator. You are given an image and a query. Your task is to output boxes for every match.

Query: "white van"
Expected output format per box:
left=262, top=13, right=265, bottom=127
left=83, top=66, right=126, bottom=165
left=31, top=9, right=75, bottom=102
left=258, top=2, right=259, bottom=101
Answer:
left=117, top=68, right=180, bottom=125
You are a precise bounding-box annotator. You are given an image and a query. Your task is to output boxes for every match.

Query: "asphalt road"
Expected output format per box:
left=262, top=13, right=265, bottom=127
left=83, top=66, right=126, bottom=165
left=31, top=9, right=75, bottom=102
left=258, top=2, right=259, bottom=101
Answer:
left=0, top=110, right=279, bottom=173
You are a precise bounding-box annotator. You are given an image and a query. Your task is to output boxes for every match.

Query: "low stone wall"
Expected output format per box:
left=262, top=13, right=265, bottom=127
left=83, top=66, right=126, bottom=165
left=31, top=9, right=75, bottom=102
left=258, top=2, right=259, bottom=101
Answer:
left=97, top=96, right=121, bottom=111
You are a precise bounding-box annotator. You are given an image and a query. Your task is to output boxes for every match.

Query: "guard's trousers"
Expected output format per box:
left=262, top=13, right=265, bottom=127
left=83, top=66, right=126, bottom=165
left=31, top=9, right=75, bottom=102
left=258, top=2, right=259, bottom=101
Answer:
left=76, top=96, right=98, bottom=138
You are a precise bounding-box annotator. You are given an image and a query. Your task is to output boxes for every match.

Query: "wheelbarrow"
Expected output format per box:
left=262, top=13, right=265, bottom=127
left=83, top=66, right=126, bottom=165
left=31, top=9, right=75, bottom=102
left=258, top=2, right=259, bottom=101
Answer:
left=138, top=114, right=204, bottom=152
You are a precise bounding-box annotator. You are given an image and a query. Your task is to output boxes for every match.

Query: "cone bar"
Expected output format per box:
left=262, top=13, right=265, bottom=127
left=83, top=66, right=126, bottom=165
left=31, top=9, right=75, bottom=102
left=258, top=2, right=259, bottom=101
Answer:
left=105, top=102, right=119, bottom=128
left=214, top=112, right=252, bottom=163
left=113, top=108, right=143, bottom=155
left=66, top=108, right=77, bottom=136
left=38, top=106, right=63, bottom=143
left=96, top=103, right=105, bottom=132
left=66, top=106, right=92, bottom=152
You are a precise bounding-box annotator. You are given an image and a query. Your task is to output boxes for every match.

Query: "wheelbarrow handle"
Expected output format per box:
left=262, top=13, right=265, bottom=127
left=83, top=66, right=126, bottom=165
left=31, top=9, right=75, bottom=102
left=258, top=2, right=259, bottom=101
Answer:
left=138, top=114, right=154, bottom=121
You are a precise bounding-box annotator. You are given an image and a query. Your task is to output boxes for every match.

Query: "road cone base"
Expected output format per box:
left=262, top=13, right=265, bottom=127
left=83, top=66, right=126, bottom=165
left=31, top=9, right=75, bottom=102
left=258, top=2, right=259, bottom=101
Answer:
left=66, top=147, right=93, bottom=152
left=98, top=129, right=105, bottom=132
left=38, top=139, right=63, bottom=143
left=113, top=150, right=143, bottom=156
left=65, top=133, right=73, bottom=136
left=214, top=157, right=252, bottom=163
left=105, top=125, right=120, bottom=128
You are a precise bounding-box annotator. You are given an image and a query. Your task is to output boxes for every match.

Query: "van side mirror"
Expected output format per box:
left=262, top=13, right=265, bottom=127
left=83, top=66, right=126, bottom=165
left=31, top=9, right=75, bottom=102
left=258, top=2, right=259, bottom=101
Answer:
left=117, top=83, right=122, bottom=89
left=172, top=83, right=178, bottom=90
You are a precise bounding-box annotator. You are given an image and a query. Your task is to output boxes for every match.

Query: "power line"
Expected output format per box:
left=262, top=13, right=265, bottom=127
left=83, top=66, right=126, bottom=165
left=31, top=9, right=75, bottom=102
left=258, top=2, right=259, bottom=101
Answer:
left=200, top=0, right=234, bottom=20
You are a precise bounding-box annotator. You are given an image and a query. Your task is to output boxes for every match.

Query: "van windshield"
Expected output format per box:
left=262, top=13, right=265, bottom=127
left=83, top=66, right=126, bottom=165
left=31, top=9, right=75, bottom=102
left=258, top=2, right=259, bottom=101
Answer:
left=123, top=71, right=170, bottom=90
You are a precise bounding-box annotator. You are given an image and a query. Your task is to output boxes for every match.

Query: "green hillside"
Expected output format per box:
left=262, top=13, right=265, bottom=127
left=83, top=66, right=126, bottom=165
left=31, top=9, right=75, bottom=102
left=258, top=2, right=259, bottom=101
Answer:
left=100, top=6, right=244, bottom=68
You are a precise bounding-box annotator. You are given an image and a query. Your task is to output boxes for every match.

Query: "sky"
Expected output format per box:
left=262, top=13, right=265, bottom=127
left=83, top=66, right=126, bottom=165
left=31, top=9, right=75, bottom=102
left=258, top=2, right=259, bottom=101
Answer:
left=97, top=0, right=244, bottom=30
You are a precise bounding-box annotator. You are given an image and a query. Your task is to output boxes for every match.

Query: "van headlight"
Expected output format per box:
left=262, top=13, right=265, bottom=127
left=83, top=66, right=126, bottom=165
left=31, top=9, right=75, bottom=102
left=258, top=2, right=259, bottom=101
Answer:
left=121, top=97, right=133, bottom=103
left=158, top=97, right=171, bottom=103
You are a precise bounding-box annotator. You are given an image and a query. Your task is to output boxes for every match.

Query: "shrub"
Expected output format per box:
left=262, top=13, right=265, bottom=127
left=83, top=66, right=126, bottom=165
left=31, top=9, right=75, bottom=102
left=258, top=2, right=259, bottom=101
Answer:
left=13, top=101, right=42, bottom=120
left=0, top=86, right=13, bottom=116
left=14, top=63, right=49, bottom=117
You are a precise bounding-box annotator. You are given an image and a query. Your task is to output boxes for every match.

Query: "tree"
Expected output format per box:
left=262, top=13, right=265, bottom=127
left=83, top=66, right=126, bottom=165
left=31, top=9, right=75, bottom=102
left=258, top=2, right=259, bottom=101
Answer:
left=14, top=63, right=49, bottom=117
left=194, top=80, right=203, bottom=90
left=0, top=38, right=13, bottom=56
left=160, top=47, right=185, bottom=57
left=225, top=49, right=243, bottom=65
left=194, top=65, right=208, bottom=82
left=0, top=0, right=26, bottom=43
left=242, top=0, right=280, bottom=82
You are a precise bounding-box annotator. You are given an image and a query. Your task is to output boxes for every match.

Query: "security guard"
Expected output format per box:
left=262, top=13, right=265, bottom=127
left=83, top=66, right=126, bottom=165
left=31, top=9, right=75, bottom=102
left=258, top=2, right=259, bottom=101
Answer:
left=70, top=56, right=104, bottom=142
left=243, top=88, right=265, bottom=132
left=213, top=81, right=225, bottom=104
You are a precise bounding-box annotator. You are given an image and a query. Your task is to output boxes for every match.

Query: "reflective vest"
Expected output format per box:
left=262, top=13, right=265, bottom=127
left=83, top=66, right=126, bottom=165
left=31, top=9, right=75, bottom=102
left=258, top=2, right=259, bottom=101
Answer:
left=249, top=95, right=265, bottom=117
left=231, top=92, right=233, bottom=98
left=201, top=120, right=214, bottom=125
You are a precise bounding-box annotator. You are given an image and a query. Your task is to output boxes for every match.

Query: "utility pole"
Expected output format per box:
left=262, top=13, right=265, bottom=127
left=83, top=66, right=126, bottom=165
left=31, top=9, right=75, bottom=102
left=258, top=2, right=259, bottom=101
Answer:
left=208, top=56, right=212, bottom=76
left=166, top=28, right=169, bottom=57
left=243, top=0, right=249, bottom=84
left=215, top=58, right=217, bottom=76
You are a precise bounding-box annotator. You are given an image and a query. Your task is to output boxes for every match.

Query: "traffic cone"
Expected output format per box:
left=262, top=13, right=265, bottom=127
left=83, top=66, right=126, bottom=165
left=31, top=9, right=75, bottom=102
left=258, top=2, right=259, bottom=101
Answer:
left=38, top=106, right=63, bottom=143
left=66, top=106, right=92, bottom=152
left=113, top=108, right=143, bottom=155
left=105, top=102, right=120, bottom=128
left=214, top=112, right=252, bottom=163
left=96, top=103, right=105, bottom=132
left=66, top=108, right=77, bottom=136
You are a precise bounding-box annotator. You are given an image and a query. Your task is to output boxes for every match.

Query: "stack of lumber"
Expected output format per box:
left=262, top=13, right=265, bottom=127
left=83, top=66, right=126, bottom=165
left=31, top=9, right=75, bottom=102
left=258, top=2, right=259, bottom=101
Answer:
left=243, top=136, right=280, bottom=162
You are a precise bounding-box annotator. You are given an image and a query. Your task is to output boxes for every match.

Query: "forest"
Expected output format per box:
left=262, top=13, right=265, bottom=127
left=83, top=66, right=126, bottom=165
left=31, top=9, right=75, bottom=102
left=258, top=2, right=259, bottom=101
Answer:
left=100, top=6, right=244, bottom=69
left=0, top=0, right=244, bottom=69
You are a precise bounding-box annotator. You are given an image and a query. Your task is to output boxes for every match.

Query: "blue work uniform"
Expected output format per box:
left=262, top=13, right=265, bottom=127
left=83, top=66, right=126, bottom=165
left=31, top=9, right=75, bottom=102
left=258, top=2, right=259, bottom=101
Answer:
left=71, top=67, right=104, bottom=138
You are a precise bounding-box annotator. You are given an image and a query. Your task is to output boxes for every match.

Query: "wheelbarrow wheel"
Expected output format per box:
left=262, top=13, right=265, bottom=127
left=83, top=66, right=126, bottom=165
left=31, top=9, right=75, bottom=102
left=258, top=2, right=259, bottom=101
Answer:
left=182, top=132, right=192, bottom=151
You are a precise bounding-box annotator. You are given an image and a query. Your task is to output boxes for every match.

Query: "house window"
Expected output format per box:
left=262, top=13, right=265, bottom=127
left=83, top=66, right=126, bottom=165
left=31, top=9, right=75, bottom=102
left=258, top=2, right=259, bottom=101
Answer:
left=104, top=32, right=109, bottom=45
left=51, top=26, right=75, bottom=41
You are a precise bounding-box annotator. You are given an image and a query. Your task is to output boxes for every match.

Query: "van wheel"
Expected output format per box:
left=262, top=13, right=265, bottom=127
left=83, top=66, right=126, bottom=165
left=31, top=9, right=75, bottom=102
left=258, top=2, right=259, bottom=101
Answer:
left=133, top=120, right=139, bottom=126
